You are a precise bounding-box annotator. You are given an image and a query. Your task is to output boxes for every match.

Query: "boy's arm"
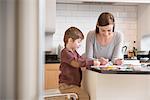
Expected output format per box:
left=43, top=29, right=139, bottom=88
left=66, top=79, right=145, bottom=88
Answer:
left=70, top=58, right=93, bottom=68
left=61, top=50, right=93, bottom=68
left=70, top=60, right=80, bottom=68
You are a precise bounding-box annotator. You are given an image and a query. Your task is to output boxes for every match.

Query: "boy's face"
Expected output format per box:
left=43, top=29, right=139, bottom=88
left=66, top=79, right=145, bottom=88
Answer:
left=72, top=38, right=82, bottom=50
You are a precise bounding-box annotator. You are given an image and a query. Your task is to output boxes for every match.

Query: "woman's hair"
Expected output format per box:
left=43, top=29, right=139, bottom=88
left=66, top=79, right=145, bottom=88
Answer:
left=63, top=27, right=84, bottom=47
left=96, top=12, right=115, bottom=33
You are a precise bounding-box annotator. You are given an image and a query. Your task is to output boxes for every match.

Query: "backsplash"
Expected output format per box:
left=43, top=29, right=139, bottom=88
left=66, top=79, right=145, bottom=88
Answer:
left=45, top=34, right=53, bottom=51
left=47, top=3, right=138, bottom=55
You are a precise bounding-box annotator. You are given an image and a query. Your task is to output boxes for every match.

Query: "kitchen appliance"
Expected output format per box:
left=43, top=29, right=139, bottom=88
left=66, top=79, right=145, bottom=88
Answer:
left=45, top=51, right=60, bottom=63
left=137, top=50, right=150, bottom=60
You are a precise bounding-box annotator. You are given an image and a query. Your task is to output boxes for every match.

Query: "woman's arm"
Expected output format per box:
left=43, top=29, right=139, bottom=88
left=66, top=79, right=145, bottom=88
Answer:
left=112, top=32, right=124, bottom=64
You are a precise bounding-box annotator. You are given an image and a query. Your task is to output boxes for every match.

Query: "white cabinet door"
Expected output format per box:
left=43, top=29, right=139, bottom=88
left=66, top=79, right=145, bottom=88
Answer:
left=46, top=0, right=56, bottom=33
left=57, top=0, right=150, bottom=3
left=137, top=5, right=150, bottom=50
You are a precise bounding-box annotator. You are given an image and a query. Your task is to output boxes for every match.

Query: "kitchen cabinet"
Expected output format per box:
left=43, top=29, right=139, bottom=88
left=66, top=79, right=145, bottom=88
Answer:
left=45, top=0, right=56, bottom=33
left=137, top=5, right=150, bottom=51
left=56, top=0, right=150, bottom=4
left=45, top=64, right=60, bottom=90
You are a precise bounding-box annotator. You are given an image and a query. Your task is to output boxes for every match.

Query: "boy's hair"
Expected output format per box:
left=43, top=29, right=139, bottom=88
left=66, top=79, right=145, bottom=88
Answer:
left=63, top=27, right=84, bottom=47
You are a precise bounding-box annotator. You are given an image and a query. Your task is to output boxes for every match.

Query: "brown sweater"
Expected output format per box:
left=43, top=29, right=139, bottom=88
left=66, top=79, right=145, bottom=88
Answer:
left=59, top=48, right=93, bottom=86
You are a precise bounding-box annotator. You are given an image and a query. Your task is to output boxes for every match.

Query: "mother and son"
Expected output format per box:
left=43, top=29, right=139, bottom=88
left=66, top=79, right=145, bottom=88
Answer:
left=58, top=12, right=124, bottom=100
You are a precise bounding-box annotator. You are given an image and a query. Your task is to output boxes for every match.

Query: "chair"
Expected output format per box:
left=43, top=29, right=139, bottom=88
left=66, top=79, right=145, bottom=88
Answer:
left=44, top=89, right=78, bottom=100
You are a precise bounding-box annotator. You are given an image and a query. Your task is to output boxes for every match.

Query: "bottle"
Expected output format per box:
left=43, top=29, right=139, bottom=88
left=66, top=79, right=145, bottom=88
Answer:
left=133, top=41, right=137, bottom=57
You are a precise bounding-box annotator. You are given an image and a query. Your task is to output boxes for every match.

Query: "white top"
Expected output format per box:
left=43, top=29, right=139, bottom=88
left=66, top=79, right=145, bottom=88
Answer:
left=86, top=30, right=124, bottom=63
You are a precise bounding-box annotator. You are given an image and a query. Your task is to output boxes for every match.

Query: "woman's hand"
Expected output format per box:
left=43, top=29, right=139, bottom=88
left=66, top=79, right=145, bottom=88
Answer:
left=114, top=59, right=123, bottom=65
left=99, top=57, right=109, bottom=65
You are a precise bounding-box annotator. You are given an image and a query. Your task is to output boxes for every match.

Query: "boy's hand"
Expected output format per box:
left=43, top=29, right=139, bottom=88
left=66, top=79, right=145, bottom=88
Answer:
left=81, top=67, right=86, bottom=71
left=94, top=59, right=101, bottom=66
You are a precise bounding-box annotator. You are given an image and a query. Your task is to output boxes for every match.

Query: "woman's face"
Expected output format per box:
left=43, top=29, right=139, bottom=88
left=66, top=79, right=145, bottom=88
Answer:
left=98, top=24, right=114, bottom=37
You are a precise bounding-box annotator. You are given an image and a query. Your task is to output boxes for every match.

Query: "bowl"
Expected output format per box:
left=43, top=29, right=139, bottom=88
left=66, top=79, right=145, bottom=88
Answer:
left=140, top=57, right=149, bottom=62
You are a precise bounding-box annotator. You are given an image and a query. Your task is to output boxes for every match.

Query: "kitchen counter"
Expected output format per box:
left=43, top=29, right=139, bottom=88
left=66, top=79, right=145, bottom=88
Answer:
left=45, top=59, right=60, bottom=64
left=82, top=66, right=150, bottom=100
left=89, top=66, right=150, bottom=74
left=45, top=53, right=60, bottom=64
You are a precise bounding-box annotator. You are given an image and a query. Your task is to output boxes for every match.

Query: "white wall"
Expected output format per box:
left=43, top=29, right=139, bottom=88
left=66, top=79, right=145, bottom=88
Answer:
left=45, top=33, right=53, bottom=51
left=50, top=3, right=138, bottom=55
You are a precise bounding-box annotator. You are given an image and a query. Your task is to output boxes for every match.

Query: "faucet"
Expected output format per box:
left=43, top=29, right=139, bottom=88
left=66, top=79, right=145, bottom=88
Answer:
left=122, top=46, right=127, bottom=54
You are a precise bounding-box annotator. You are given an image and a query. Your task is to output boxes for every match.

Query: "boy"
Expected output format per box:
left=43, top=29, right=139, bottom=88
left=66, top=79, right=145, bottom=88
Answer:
left=59, top=27, right=100, bottom=100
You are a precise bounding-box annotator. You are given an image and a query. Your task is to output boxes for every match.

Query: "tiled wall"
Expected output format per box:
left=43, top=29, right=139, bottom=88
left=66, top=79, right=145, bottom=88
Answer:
left=50, top=3, right=138, bottom=55
left=45, top=33, right=53, bottom=51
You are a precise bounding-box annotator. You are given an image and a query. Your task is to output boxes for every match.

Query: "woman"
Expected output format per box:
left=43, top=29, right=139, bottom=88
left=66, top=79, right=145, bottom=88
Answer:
left=86, top=12, right=124, bottom=65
